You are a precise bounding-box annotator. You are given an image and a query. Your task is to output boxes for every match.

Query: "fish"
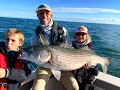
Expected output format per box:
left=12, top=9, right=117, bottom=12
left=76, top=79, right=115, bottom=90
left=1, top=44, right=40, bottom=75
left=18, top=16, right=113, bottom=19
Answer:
left=18, top=44, right=111, bottom=81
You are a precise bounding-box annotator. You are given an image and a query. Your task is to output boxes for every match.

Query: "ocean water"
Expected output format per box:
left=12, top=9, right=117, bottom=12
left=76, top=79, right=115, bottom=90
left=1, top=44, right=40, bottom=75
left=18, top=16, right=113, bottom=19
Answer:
left=0, top=17, right=120, bottom=78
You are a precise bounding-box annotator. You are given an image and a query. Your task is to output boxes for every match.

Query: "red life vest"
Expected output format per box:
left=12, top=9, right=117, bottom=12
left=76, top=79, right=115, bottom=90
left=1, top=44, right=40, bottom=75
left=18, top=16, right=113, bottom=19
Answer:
left=0, top=54, right=7, bottom=83
left=0, top=42, right=24, bottom=83
left=0, top=53, right=24, bottom=83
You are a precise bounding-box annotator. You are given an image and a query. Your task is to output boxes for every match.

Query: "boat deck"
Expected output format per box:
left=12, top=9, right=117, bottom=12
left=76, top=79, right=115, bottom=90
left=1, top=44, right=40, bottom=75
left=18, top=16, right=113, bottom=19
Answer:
left=20, top=71, right=120, bottom=90
left=45, top=71, right=120, bottom=90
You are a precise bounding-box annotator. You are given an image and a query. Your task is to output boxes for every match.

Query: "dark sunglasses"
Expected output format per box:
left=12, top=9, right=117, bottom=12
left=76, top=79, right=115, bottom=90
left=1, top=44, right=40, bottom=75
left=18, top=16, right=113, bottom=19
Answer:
left=75, top=33, right=86, bottom=36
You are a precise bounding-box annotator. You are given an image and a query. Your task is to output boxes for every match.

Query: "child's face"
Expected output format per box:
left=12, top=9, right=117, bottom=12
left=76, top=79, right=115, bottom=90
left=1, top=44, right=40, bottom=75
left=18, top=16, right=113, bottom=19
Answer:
left=5, top=34, right=23, bottom=51
left=75, top=32, right=88, bottom=43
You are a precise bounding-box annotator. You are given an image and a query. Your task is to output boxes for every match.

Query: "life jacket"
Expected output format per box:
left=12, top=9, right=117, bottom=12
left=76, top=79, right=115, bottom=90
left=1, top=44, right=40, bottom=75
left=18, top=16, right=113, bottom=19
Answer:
left=72, top=41, right=92, bottom=50
left=72, top=41, right=99, bottom=90
left=0, top=42, right=24, bottom=83
left=35, top=22, right=64, bottom=45
left=0, top=42, right=7, bottom=83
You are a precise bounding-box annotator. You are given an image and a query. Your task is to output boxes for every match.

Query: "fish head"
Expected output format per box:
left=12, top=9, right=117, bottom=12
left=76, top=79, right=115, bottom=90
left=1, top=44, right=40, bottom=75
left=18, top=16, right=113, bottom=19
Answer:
left=18, top=45, right=51, bottom=65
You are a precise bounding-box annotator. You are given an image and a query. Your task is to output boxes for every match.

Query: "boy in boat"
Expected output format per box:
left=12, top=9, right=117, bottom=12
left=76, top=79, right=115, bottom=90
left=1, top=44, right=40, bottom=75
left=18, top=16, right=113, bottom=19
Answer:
left=0, top=28, right=31, bottom=90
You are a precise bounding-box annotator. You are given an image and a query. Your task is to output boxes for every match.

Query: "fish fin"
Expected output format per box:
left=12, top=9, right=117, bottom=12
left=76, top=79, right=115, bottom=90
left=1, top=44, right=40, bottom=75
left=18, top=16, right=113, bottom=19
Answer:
left=106, top=57, right=112, bottom=64
left=51, top=69, right=61, bottom=81
left=102, top=64, right=108, bottom=74
left=38, top=51, right=52, bottom=65
left=48, top=59, right=60, bottom=66
left=102, top=57, right=112, bottom=73
left=45, top=52, right=52, bottom=62
left=21, top=70, right=36, bottom=85
left=47, top=54, right=60, bottom=66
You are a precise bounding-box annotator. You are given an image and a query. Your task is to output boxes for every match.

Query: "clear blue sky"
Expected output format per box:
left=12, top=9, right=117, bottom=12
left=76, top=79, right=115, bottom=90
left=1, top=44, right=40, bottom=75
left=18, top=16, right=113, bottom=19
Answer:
left=0, top=0, right=120, bottom=24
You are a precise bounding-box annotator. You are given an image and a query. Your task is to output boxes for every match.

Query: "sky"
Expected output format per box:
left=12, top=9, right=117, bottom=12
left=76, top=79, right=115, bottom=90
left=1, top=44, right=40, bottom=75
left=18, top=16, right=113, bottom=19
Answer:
left=0, top=0, right=120, bottom=25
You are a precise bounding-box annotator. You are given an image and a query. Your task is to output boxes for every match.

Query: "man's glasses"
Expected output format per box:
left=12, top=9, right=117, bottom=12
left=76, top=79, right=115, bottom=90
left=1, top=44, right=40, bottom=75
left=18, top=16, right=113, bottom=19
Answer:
left=37, top=11, right=51, bottom=16
left=75, top=33, right=86, bottom=36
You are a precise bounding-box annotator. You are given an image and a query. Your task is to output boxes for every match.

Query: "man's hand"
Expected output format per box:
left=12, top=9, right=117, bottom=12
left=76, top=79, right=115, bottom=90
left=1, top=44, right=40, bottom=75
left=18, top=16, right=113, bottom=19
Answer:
left=0, top=68, right=6, bottom=78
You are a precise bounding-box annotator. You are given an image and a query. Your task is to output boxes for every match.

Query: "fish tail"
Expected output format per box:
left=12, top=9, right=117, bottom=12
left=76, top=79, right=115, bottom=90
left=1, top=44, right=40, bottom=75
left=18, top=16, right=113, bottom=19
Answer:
left=102, top=57, right=112, bottom=73
left=107, top=57, right=112, bottom=64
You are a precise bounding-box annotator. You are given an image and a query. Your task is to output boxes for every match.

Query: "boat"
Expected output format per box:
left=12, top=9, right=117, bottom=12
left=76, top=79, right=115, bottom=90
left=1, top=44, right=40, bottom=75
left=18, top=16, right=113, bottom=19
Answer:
left=43, top=71, right=120, bottom=90
left=19, top=71, right=120, bottom=90
left=93, top=71, right=120, bottom=90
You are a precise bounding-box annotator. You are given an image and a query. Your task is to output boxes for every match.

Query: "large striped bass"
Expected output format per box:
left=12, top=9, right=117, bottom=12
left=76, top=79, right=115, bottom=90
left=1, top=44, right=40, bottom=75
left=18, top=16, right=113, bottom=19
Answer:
left=18, top=44, right=111, bottom=80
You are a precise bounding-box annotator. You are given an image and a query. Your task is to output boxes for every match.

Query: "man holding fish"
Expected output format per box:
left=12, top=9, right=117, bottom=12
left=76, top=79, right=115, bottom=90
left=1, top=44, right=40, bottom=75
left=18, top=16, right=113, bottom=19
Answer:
left=31, top=3, right=79, bottom=90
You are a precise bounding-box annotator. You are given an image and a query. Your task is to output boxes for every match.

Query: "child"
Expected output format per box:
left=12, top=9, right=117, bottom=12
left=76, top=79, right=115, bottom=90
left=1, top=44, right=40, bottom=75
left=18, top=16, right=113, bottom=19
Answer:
left=72, top=26, right=94, bottom=90
left=0, top=28, right=30, bottom=90
left=72, top=26, right=92, bottom=50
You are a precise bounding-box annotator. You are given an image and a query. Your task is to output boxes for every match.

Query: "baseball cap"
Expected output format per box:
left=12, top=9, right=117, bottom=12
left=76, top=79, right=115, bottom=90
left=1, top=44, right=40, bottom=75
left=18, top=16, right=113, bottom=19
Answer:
left=74, top=26, right=88, bottom=34
left=35, top=4, right=52, bottom=13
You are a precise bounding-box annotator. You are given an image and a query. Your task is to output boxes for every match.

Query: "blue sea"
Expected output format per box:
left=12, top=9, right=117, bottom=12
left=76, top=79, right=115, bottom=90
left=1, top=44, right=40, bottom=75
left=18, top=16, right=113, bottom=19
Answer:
left=0, top=17, right=120, bottom=78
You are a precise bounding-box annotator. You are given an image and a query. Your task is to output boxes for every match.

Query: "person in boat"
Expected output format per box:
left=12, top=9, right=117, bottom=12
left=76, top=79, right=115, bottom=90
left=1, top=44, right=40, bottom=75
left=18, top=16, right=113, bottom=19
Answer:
left=31, top=4, right=79, bottom=90
left=72, top=26, right=98, bottom=90
left=72, top=26, right=92, bottom=51
left=0, top=28, right=31, bottom=90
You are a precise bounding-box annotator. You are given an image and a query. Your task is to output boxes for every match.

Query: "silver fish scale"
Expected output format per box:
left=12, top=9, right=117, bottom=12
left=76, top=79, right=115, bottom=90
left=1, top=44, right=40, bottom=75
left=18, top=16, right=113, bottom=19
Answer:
left=46, top=46, right=95, bottom=70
